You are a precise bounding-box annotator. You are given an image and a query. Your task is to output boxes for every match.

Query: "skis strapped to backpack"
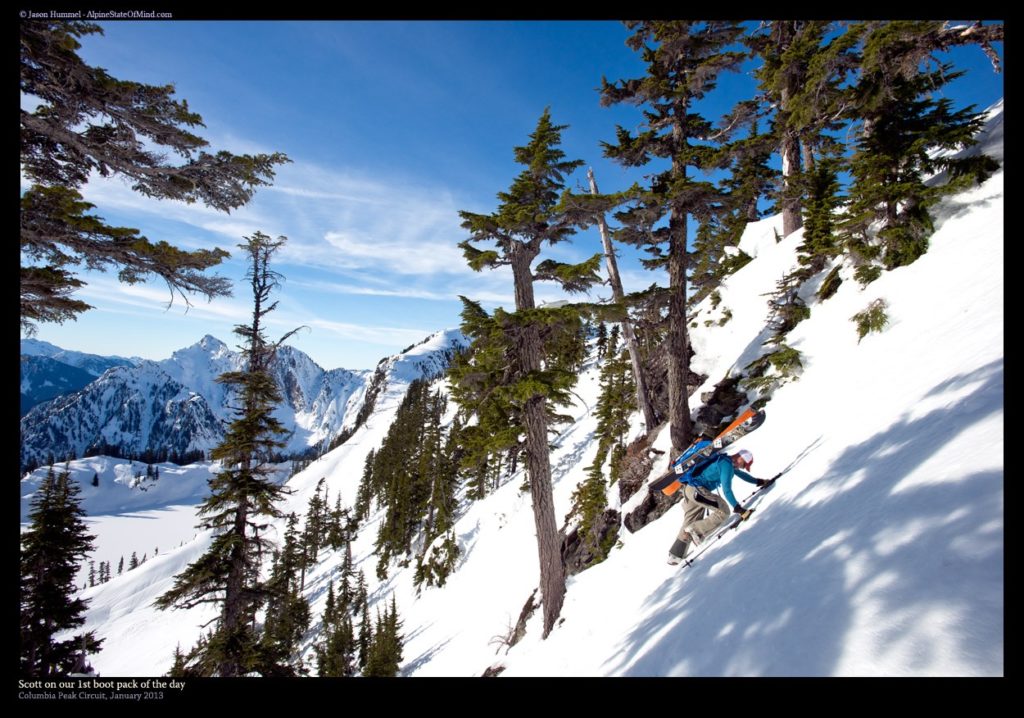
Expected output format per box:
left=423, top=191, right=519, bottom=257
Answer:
left=648, top=408, right=766, bottom=496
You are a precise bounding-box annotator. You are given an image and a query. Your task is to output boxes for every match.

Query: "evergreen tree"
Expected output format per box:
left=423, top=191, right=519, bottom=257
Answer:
left=594, top=348, right=636, bottom=470
left=20, top=466, right=102, bottom=676
left=91, top=472, right=99, bottom=488
left=354, top=570, right=368, bottom=620
left=19, top=21, right=289, bottom=331
left=357, top=599, right=371, bottom=670
left=129, top=551, right=139, bottom=570
left=595, top=176, right=659, bottom=429
left=155, top=232, right=297, bottom=677
left=364, top=596, right=404, bottom=677
left=168, top=644, right=189, bottom=678
left=326, top=493, right=349, bottom=550
left=259, top=544, right=310, bottom=676
left=568, top=345, right=635, bottom=567
left=748, top=21, right=849, bottom=237
left=595, top=322, right=608, bottom=359
left=314, top=581, right=356, bottom=677
left=353, top=449, right=375, bottom=523
left=457, top=109, right=602, bottom=637
left=302, top=478, right=328, bottom=566
left=339, top=542, right=355, bottom=610
left=796, top=154, right=844, bottom=276
left=601, top=21, right=746, bottom=455
left=117, top=555, right=124, bottom=575
left=840, top=21, right=1001, bottom=270
left=88, top=560, right=96, bottom=588
left=415, top=417, right=463, bottom=590
left=372, top=380, right=457, bottom=579
left=689, top=111, right=776, bottom=304
left=323, top=581, right=338, bottom=628
left=258, top=511, right=308, bottom=674
left=447, top=299, right=524, bottom=501
left=765, top=273, right=812, bottom=341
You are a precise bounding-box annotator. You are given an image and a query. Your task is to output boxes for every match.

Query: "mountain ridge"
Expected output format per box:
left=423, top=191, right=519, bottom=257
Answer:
left=19, top=329, right=466, bottom=472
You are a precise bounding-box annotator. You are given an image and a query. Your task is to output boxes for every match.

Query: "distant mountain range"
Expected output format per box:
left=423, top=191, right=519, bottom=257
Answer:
left=19, top=331, right=466, bottom=473
left=20, top=339, right=137, bottom=415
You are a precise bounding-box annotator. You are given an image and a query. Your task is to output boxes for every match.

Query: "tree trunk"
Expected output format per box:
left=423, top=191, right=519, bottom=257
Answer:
left=587, top=168, right=658, bottom=432
left=667, top=123, right=693, bottom=455
left=780, top=123, right=803, bottom=238
left=509, top=241, right=565, bottom=639
left=220, top=499, right=249, bottom=677
left=777, top=20, right=804, bottom=239
left=801, top=140, right=816, bottom=176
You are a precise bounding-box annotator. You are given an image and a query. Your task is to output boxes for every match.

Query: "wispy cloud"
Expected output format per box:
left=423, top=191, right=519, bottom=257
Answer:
left=289, top=278, right=453, bottom=301
left=79, top=158, right=474, bottom=281
left=78, top=174, right=285, bottom=251
left=266, top=162, right=471, bottom=277
left=62, top=145, right=609, bottom=368
left=299, top=317, right=433, bottom=347
left=75, top=274, right=251, bottom=323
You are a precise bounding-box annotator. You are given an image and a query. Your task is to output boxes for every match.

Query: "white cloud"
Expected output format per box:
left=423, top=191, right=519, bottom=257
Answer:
left=75, top=274, right=251, bottom=322
left=289, top=278, right=452, bottom=301
left=301, top=317, right=433, bottom=347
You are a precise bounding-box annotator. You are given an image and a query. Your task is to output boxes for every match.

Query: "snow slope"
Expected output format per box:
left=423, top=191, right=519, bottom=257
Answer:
left=67, top=105, right=1002, bottom=678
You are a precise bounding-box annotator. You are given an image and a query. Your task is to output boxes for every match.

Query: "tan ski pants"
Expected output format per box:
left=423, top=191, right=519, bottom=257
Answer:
left=677, top=483, right=730, bottom=543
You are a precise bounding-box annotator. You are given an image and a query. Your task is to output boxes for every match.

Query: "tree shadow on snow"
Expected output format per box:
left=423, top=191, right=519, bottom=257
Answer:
left=607, top=358, right=1003, bottom=676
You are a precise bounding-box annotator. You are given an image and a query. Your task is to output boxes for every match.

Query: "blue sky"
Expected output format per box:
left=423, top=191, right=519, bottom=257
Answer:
left=23, top=21, right=1004, bottom=370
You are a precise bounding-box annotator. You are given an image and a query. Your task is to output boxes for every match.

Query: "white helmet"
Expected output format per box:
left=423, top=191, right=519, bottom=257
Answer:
left=734, top=449, right=753, bottom=468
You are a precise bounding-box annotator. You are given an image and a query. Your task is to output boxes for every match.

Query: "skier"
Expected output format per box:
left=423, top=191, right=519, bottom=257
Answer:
left=666, top=449, right=769, bottom=565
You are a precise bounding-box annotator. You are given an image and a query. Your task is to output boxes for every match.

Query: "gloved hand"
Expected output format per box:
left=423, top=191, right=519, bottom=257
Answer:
left=755, top=478, right=774, bottom=487
left=733, top=504, right=753, bottom=520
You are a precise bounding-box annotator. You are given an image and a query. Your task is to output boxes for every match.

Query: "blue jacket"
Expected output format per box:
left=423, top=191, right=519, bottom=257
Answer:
left=685, top=454, right=759, bottom=508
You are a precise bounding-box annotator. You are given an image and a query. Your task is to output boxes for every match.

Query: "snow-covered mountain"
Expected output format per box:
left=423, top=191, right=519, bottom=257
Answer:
left=20, top=339, right=140, bottom=415
left=27, top=103, right=1002, bottom=678
left=152, top=335, right=373, bottom=452
left=20, top=362, right=224, bottom=470
left=19, top=330, right=466, bottom=473
left=20, top=338, right=137, bottom=376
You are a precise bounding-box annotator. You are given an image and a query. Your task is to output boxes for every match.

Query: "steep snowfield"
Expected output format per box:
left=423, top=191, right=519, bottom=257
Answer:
left=499, top=170, right=1003, bottom=678
left=63, top=106, right=1002, bottom=677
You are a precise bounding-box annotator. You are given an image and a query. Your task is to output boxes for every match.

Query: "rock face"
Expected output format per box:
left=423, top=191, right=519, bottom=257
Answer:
left=561, top=509, right=622, bottom=577
left=623, top=489, right=683, bottom=534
